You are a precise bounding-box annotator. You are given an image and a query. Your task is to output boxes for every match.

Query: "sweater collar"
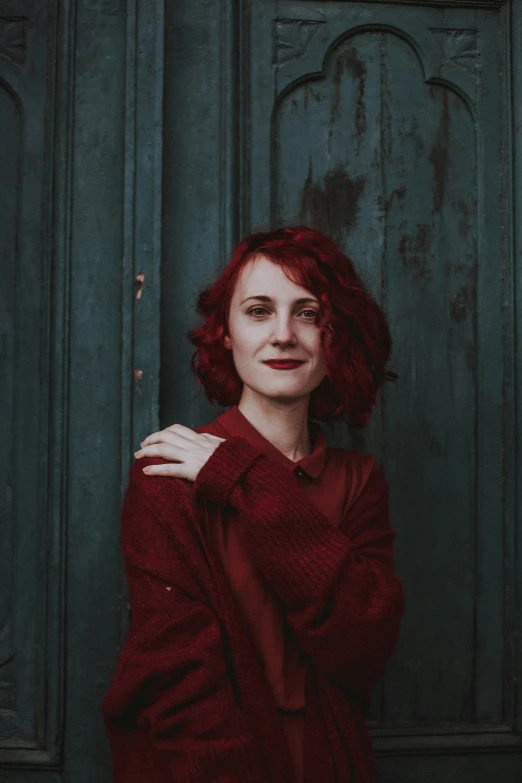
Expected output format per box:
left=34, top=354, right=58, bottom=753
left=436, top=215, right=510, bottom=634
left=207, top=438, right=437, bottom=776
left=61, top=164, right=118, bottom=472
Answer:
left=211, top=404, right=327, bottom=479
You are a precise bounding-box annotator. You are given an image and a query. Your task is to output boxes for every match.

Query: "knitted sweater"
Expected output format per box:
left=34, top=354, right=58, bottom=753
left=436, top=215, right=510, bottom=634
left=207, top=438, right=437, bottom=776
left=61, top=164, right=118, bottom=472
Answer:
left=101, top=410, right=405, bottom=782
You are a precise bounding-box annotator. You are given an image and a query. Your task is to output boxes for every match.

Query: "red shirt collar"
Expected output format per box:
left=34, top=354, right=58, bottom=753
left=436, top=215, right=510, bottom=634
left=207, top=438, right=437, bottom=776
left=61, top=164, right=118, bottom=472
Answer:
left=210, top=404, right=327, bottom=479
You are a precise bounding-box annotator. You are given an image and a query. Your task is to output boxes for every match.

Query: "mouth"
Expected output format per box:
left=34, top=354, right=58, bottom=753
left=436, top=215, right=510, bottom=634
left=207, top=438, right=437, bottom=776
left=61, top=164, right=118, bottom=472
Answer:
left=263, top=360, right=305, bottom=369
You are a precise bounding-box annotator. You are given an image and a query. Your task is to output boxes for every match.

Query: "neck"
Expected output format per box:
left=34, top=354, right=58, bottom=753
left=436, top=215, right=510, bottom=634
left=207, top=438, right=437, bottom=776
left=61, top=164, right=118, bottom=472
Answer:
left=237, top=393, right=312, bottom=462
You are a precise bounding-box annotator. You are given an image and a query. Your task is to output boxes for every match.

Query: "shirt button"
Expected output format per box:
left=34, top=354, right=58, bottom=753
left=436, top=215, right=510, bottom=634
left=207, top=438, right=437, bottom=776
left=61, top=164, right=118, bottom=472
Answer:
left=295, top=467, right=305, bottom=478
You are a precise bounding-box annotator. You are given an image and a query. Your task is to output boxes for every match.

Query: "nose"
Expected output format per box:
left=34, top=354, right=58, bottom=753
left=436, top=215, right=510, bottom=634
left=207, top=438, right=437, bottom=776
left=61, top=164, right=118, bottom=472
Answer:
left=270, top=315, right=298, bottom=345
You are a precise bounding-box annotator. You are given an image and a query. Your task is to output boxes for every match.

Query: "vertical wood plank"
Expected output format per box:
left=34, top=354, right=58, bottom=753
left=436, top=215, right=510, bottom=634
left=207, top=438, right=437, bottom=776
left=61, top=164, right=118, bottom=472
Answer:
left=64, top=0, right=127, bottom=777
left=161, top=0, right=238, bottom=428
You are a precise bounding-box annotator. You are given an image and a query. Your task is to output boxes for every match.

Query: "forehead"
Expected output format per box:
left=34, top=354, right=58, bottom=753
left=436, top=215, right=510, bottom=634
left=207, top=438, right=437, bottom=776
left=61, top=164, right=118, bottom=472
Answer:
left=235, top=254, right=311, bottom=297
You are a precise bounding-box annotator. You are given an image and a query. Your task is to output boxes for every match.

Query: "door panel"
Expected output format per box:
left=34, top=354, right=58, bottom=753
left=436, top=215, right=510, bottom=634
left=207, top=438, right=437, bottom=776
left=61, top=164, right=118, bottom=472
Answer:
left=162, top=0, right=522, bottom=779
left=0, top=1, right=63, bottom=767
left=243, top=0, right=519, bottom=769
left=0, top=1, right=162, bottom=781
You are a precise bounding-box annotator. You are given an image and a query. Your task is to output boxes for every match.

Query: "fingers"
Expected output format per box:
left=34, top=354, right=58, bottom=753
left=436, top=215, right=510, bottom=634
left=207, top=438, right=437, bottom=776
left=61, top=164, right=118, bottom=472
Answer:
left=163, top=423, right=197, bottom=436
left=142, top=463, right=182, bottom=476
left=135, top=442, right=182, bottom=459
left=141, top=423, right=196, bottom=448
left=140, top=427, right=225, bottom=448
left=140, top=430, right=179, bottom=448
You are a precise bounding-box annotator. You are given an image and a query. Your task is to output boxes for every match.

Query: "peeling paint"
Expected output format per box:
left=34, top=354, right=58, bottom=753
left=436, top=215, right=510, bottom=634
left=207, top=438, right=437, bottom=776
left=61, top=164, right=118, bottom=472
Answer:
left=378, top=186, right=407, bottom=217
left=329, top=47, right=367, bottom=149
left=404, top=116, right=424, bottom=159
left=398, top=223, right=433, bottom=282
left=330, top=58, right=344, bottom=127
left=429, top=90, right=450, bottom=215
left=443, top=261, right=472, bottom=276
left=299, top=157, right=366, bottom=243
left=343, top=47, right=367, bottom=139
left=449, top=284, right=474, bottom=322
left=303, top=82, right=322, bottom=111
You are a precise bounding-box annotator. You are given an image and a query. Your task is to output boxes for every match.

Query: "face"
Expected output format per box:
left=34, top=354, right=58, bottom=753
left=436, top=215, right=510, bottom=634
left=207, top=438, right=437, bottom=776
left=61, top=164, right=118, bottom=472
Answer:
left=223, top=254, right=328, bottom=405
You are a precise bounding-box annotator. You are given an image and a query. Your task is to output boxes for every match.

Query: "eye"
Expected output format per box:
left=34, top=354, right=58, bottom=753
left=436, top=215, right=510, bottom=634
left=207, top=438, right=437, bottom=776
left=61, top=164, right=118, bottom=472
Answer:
left=247, top=307, right=318, bottom=320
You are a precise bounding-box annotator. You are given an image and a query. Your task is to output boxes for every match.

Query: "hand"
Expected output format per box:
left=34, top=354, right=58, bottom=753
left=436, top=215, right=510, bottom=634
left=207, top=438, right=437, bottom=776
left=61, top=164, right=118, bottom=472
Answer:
left=134, top=423, right=227, bottom=482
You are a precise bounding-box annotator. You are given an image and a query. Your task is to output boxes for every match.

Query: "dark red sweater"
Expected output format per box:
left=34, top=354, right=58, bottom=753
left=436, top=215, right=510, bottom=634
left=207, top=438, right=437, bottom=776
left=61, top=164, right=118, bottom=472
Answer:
left=101, top=409, right=405, bottom=782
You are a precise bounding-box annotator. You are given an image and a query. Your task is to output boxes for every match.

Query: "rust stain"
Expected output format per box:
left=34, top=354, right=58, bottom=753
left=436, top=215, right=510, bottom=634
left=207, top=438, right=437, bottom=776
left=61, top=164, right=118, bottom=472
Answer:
left=343, top=48, right=367, bottom=140
left=329, top=47, right=367, bottom=149
left=134, top=368, right=143, bottom=397
left=330, top=57, right=344, bottom=127
left=397, top=223, right=433, bottom=282
left=403, top=116, right=424, bottom=159
left=300, top=157, right=366, bottom=243
left=303, top=83, right=322, bottom=112
left=378, top=186, right=407, bottom=218
left=429, top=90, right=450, bottom=215
left=449, top=284, right=474, bottom=322
left=443, top=261, right=472, bottom=276
left=134, top=272, right=145, bottom=299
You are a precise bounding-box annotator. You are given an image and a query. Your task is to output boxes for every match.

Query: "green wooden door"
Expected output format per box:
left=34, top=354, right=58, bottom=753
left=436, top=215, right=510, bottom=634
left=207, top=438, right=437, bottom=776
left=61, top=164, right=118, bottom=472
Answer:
left=2, top=1, right=522, bottom=782
left=161, top=1, right=522, bottom=782
left=0, top=1, right=162, bottom=781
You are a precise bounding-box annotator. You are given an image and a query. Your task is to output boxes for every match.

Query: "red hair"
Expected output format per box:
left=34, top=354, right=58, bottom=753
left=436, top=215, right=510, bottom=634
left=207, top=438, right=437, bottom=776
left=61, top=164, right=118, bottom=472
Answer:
left=187, top=226, right=398, bottom=428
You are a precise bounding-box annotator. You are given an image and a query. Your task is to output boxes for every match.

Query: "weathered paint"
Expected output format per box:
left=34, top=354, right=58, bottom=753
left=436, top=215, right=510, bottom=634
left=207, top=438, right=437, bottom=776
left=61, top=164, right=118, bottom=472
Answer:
left=236, top=0, right=521, bottom=777
left=0, top=0, right=163, bottom=780
left=300, top=159, right=367, bottom=242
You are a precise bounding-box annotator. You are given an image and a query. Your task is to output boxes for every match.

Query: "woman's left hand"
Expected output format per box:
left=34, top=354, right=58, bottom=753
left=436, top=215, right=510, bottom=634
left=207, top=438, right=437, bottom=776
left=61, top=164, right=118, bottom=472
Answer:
left=134, top=424, right=227, bottom=482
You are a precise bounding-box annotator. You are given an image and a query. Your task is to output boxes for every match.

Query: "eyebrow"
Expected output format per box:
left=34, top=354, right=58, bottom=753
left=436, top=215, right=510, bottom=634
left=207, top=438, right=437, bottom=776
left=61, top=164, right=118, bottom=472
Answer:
left=241, top=295, right=320, bottom=306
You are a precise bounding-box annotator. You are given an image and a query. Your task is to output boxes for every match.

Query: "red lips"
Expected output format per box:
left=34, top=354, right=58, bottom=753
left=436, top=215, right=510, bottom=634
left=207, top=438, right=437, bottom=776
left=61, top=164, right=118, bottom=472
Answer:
left=264, top=360, right=305, bottom=368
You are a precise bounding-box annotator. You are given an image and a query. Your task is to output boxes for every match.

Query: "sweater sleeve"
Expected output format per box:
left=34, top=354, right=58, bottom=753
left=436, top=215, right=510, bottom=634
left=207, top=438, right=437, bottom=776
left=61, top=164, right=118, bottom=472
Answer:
left=101, top=463, right=268, bottom=783
left=193, top=437, right=405, bottom=700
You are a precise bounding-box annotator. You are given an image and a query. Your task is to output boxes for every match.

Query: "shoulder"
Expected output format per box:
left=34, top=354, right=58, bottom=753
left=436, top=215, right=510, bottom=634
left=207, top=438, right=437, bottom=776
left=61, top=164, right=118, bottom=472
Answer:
left=122, top=458, right=202, bottom=556
left=127, top=456, right=196, bottom=512
left=119, top=459, right=211, bottom=599
left=127, top=418, right=224, bottom=490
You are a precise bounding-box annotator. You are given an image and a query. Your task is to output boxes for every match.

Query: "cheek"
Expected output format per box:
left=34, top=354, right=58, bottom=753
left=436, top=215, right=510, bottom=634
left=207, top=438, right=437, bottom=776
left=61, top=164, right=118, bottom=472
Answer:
left=230, top=339, right=259, bottom=364
left=314, top=348, right=328, bottom=374
left=312, top=334, right=326, bottom=356
left=235, top=336, right=258, bottom=353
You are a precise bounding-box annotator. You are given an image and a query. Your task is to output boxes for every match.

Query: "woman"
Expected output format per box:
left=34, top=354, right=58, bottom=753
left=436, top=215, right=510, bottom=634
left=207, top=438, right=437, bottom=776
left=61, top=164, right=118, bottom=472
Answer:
left=101, top=225, right=405, bottom=783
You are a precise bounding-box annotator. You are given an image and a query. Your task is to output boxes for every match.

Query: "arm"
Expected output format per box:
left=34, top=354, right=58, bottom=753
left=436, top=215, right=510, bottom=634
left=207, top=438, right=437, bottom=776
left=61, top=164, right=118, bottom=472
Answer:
left=193, top=437, right=405, bottom=702
left=101, top=465, right=267, bottom=783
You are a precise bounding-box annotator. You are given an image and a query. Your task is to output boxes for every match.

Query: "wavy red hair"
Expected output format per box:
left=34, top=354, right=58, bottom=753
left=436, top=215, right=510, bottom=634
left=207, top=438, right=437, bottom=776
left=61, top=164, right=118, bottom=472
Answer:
left=187, top=225, right=398, bottom=428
